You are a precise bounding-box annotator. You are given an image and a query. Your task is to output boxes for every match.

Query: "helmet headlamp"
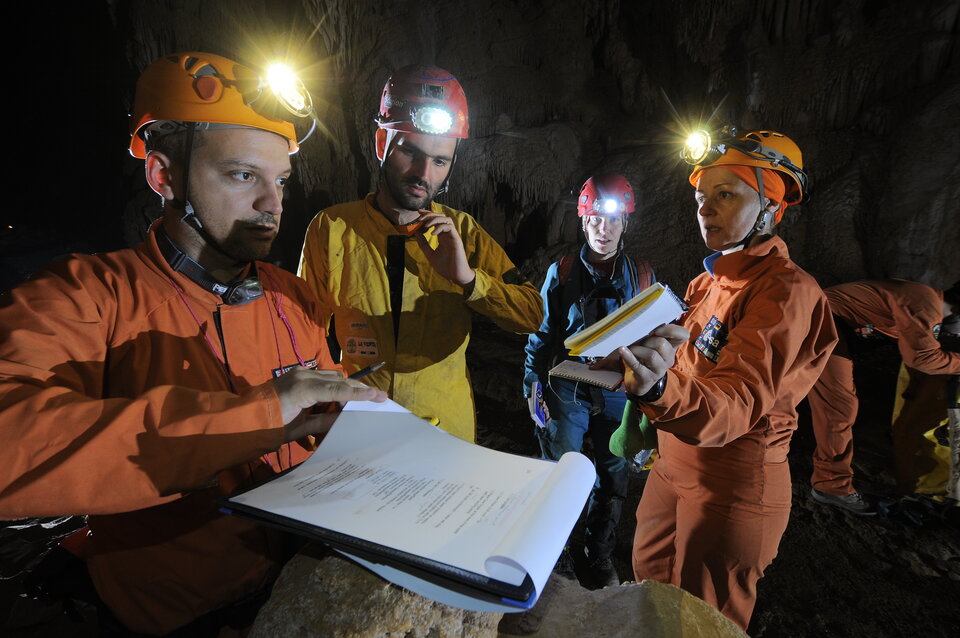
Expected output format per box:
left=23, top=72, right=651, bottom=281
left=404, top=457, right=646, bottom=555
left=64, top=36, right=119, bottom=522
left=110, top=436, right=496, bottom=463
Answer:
left=681, top=130, right=713, bottom=164
left=250, top=62, right=317, bottom=144
left=680, top=125, right=739, bottom=166
left=598, top=197, right=622, bottom=214
left=265, top=63, right=313, bottom=118
left=411, top=106, right=455, bottom=135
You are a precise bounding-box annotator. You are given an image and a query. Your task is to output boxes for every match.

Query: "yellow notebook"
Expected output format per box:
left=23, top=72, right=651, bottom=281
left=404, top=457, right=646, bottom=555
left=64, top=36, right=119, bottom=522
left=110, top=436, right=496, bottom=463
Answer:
left=564, top=283, right=686, bottom=358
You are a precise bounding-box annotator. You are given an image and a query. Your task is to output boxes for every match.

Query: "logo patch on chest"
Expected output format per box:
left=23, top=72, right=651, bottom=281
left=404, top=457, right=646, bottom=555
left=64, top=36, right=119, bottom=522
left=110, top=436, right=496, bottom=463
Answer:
left=694, top=316, right=728, bottom=363
left=344, top=337, right=379, bottom=358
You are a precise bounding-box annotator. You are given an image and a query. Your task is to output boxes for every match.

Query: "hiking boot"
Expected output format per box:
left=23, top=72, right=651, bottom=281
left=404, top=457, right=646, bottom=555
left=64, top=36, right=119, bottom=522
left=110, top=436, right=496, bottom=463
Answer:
left=586, top=557, right=620, bottom=589
left=553, top=548, right=577, bottom=581
left=810, top=488, right=876, bottom=515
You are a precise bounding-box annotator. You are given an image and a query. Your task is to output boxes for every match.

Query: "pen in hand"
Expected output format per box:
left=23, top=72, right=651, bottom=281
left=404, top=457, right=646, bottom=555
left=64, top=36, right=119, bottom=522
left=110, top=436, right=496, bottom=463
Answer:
left=348, top=361, right=386, bottom=380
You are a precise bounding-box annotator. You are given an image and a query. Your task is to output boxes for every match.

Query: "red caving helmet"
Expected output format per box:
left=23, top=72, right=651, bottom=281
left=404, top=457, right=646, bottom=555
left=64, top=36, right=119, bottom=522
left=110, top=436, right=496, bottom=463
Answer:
left=376, top=65, right=469, bottom=139
left=577, top=174, right=636, bottom=216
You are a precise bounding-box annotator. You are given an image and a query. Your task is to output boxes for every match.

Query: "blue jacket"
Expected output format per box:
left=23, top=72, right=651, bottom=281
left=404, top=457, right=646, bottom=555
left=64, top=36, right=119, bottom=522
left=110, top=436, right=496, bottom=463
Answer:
left=523, top=244, right=654, bottom=395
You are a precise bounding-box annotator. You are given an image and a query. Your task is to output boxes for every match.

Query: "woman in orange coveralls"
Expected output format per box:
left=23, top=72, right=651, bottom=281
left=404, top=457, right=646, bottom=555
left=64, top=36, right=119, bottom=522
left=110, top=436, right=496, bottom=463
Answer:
left=602, top=129, right=837, bottom=629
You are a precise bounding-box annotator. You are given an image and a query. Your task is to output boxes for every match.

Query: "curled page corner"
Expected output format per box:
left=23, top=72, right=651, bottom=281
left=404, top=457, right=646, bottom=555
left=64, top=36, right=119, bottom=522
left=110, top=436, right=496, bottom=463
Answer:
left=484, top=555, right=527, bottom=587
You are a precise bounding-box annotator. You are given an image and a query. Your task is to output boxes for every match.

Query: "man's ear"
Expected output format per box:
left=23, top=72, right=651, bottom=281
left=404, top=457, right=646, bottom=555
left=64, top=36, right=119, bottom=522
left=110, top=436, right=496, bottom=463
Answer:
left=375, top=128, right=388, bottom=162
left=145, top=151, right=177, bottom=200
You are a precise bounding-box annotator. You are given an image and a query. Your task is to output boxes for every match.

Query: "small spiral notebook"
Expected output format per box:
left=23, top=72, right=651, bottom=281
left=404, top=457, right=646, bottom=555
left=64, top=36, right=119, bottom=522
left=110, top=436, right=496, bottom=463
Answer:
left=548, top=360, right=624, bottom=391
left=564, top=283, right=687, bottom=358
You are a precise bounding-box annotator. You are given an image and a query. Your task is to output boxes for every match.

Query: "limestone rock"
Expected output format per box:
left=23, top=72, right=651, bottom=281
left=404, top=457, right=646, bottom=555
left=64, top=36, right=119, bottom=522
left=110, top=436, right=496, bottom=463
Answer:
left=249, top=546, right=503, bottom=638
left=497, top=575, right=745, bottom=638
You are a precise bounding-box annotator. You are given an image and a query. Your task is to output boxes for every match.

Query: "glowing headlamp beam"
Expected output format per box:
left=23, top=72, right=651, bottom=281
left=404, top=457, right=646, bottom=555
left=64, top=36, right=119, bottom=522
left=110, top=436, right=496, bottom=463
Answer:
left=266, top=63, right=311, bottom=117
left=412, top=106, right=454, bottom=135
left=599, top=198, right=620, bottom=214
left=681, top=130, right=712, bottom=164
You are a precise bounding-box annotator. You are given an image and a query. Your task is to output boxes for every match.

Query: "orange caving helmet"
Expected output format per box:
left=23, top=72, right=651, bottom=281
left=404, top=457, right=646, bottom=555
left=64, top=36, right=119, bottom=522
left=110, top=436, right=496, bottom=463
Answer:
left=376, top=65, right=469, bottom=139
left=687, top=130, right=807, bottom=205
left=129, top=52, right=299, bottom=159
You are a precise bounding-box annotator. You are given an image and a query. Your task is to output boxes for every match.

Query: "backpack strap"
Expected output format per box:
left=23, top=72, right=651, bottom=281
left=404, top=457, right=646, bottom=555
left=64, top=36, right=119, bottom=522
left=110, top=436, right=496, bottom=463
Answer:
left=557, top=253, right=577, bottom=286
left=631, top=257, right=654, bottom=290
left=549, top=253, right=580, bottom=362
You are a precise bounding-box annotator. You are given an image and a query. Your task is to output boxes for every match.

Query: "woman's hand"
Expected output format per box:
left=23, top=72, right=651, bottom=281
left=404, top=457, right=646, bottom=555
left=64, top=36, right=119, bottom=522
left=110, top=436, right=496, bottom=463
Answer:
left=592, top=324, right=690, bottom=396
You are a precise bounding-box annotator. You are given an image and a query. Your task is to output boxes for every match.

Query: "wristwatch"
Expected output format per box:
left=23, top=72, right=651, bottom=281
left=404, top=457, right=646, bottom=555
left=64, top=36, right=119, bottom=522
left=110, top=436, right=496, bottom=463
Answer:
left=627, top=373, right=667, bottom=404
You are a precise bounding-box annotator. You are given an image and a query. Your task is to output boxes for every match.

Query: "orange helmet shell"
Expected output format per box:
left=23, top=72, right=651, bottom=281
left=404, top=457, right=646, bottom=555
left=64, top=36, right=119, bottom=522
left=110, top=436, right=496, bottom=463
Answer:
left=376, top=65, right=469, bottom=139
left=689, top=130, right=806, bottom=204
left=129, top=52, right=299, bottom=159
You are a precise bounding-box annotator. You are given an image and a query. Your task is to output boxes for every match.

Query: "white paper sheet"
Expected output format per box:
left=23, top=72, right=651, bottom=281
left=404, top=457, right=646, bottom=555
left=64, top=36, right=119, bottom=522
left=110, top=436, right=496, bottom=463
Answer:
left=228, top=407, right=595, bottom=610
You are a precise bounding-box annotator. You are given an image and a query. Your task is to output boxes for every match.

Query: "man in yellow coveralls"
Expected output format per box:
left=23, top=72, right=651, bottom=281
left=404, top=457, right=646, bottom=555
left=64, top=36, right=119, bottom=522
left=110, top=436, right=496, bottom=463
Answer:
left=299, top=65, right=542, bottom=441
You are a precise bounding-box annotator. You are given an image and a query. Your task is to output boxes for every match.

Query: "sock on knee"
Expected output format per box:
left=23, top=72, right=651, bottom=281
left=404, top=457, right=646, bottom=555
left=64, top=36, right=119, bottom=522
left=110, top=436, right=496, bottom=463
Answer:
left=609, top=399, right=657, bottom=458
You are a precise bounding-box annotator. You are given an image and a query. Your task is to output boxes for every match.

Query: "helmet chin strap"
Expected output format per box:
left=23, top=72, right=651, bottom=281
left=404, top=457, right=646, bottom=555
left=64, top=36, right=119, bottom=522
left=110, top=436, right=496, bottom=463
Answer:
left=435, top=139, right=460, bottom=196
left=738, top=166, right=775, bottom=248
left=169, top=123, right=243, bottom=266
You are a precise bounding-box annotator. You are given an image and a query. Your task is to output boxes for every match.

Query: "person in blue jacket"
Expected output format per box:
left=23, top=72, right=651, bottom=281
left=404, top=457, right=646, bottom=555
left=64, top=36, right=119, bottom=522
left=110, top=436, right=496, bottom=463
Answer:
left=523, top=174, right=654, bottom=588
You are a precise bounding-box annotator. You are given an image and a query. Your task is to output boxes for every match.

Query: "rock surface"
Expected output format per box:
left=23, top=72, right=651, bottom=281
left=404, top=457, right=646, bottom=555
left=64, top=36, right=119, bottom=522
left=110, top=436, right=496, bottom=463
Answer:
left=498, top=575, right=745, bottom=638
left=250, top=545, right=743, bottom=638
left=249, top=547, right=503, bottom=638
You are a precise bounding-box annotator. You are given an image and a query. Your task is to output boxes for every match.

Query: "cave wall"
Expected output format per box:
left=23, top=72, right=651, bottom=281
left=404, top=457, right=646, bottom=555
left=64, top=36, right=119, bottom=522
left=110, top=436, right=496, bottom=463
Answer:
left=109, top=0, right=960, bottom=290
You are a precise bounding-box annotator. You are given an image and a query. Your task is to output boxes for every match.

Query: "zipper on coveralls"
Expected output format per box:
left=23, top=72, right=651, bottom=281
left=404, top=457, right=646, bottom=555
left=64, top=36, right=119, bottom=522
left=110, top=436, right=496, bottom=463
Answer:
left=212, top=304, right=233, bottom=383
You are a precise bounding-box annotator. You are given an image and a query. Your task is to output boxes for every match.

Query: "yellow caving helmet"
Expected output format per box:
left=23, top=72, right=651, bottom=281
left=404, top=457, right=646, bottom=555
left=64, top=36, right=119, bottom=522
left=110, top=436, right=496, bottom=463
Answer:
left=687, top=130, right=807, bottom=205
left=129, top=52, right=299, bottom=159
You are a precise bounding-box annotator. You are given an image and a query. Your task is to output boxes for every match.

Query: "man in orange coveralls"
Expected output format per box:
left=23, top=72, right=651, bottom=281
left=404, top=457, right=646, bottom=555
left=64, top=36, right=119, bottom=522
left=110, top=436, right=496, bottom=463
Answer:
left=599, top=128, right=837, bottom=629
left=0, top=52, right=385, bottom=636
left=808, top=279, right=960, bottom=507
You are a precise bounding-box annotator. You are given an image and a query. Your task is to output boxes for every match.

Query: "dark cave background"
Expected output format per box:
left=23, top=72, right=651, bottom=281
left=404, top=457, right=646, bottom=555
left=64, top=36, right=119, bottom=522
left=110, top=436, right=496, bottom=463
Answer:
left=2, top=0, right=959, bottom=636
left=6, top=0, right=958, bottom=292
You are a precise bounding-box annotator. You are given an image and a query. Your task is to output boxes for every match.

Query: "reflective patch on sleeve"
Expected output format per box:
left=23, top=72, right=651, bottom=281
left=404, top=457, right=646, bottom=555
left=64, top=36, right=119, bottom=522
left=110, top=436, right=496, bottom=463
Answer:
left=502, top=267, right=528, bottom=286
left=272, top=358, right=318, bottom=378
left=694, top=316, right=727, bottom=363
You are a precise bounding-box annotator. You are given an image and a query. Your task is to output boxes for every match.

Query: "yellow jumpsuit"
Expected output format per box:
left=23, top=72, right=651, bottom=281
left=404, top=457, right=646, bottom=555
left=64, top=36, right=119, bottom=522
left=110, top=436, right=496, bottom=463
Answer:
left=299, top=195, right=542, bottom=441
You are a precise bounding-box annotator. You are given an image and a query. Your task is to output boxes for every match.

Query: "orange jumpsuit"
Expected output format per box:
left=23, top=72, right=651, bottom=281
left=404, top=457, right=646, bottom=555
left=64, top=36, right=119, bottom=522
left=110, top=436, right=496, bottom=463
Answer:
left=0, top=228, right=335, bottom=635
left=808, top=280, right=960, bottom=494
left=633, top=236, right=836, bottom=630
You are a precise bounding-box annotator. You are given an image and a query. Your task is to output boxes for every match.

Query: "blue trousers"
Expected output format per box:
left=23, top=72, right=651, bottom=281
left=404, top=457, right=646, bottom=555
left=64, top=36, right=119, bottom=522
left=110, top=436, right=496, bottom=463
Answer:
left=538, top=377, right=628, bottom=560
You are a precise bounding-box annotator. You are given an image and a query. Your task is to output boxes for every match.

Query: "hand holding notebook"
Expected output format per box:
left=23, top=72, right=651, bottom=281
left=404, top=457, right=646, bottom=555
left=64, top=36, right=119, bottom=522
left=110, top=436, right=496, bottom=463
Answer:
left=563, top=283, right=686, bottom=358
